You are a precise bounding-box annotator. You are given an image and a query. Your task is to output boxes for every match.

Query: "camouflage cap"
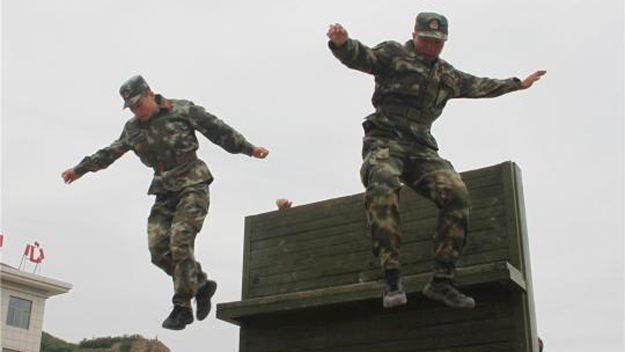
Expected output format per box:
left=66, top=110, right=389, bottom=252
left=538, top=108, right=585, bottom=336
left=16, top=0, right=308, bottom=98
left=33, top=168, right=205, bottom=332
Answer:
left=414, top=12, right=448, bottom=41
left=119, top=75, right=150, bottom=109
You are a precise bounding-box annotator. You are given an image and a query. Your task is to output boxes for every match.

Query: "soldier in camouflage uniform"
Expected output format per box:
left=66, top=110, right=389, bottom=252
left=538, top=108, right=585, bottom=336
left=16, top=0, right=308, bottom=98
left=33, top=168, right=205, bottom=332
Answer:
left=61, top=75, right=269, bottom=330
left=327, top=13, right=545, bottom=308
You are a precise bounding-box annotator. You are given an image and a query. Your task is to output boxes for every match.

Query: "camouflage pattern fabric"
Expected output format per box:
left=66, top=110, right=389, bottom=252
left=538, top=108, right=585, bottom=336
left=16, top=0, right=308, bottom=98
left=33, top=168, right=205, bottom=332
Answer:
left=414, top=13, right=449, bottom=41
left=361, top=136, right=469, bottom=278
left=148, top=182, right=210, bottom=308
left=73, top=95, right=255, bottom=194
left=72, top=95, right=256, bottom=306
left=330, top=39, right=522, bottom=150
left=330, top=37, right=520, bottom=278
left=119, top=75, right=150, bottom=109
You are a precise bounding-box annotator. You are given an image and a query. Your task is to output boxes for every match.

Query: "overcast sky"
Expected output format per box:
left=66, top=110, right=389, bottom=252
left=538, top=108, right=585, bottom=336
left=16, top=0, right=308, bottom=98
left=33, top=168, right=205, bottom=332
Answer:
left=2, top=1, right=623, bottom=351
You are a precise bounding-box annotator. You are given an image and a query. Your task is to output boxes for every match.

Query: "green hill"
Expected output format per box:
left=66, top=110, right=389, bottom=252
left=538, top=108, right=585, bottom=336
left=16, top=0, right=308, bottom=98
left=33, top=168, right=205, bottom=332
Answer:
left=41, top=332, right=170, bottom=352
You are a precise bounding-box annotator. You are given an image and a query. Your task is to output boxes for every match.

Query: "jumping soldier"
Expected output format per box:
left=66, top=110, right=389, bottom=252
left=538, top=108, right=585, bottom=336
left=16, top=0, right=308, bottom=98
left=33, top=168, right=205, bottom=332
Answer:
left=327, top=13, right=545, bottom=308
left=62, top=75, right=269, bottom=329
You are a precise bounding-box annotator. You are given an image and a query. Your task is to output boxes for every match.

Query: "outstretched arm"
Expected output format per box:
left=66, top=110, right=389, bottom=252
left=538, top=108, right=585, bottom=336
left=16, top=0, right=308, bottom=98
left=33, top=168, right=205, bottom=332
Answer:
left=61, top=136, right=130, bottom=184
left=454, top=69, right=546, bottom=99
left=327, top=23, right=394, bottom=75
left=188, top=104, right=269, bottom=159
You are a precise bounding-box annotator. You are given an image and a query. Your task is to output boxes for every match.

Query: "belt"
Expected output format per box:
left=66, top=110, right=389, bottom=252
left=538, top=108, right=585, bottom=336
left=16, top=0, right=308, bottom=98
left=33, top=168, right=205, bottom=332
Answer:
left=154, top=151, right=198, bottom=172
left=376, top=103, right=423, bottom=123
left=371, top=104, right=439, bottom=150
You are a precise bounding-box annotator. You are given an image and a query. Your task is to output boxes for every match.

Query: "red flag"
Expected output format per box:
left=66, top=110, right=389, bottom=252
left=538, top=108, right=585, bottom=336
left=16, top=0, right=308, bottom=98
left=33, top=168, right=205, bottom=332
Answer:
left=0, top=234, right=4, bottom=247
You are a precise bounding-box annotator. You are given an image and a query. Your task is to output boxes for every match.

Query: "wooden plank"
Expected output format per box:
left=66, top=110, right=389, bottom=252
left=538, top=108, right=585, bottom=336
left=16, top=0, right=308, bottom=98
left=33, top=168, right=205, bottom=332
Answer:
left=248, top=193, right=505, bottom=253
left=329, top=318, right=515, bottom=350
left=248, top=208, right=508, bottom=274
left=249, top=217, right=504, bottom=268
left=502, top=162, right=538, bottom=352
left=248, top=235, right=508, bottom=286
left=241, top=216, right=253, bottom=299
left=321, top=327, right=514, bottom=352
left=248, top=248, right=512, bottom=298
left=458, top=162, right=506, bottom=181
left=253, top=181, right=503, bottom=236
left=249, top=227, right=508, bottom=287
left=224, top=264, right=513, bottom=324
left=249, top=184, right=505, bottom=241
left=248, top=230, right=510, bottom=291
left=240, top=283, right=517, bottom=352
left=249, top=224, right=507, bottom=276
left=248, top=163, right=505, bottom=231
left=216, top=261, right=526, bottom=324
left=252, top=201, right=505, bottom=260
left=245, top=315, right=515, bottom=352
left=251, top=220, right=369, bottom=253
left=239, top=322, right=248, bottom=352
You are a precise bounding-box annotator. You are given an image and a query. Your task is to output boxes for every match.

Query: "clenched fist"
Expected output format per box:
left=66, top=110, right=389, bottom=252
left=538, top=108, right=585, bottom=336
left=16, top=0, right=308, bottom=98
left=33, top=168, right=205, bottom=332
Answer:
left=252, top=147, right=270, bottom=159
left=61, top=168, right=82, bottom=184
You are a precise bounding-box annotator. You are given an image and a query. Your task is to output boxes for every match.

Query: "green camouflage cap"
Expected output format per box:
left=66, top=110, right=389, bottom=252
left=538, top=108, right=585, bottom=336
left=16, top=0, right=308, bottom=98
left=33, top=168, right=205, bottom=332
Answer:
left=414, top=12, right=448, bottom=41
left=119, top=75, right=150, bottom=109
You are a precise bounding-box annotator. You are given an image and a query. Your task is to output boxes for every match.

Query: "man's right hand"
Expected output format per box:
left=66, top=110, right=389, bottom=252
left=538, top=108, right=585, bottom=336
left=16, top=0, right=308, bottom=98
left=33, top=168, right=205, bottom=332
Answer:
left=61, top=168, right=82, bottom=184
left=327, top=23, right=349, bottom=47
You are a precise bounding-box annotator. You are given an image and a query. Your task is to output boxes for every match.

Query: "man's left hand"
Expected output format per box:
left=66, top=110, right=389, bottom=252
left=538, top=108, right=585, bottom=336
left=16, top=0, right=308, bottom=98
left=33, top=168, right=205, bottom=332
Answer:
left=520, top=70, right=547, bottom=89
left=252, top=147, right=270, bottom=159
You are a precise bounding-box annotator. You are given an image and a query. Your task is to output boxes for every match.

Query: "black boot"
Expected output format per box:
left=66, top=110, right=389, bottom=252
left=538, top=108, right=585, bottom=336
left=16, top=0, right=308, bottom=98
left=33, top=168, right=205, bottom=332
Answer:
left=195, top=280, right=218, bottom=321
left=161, top=305, right=193, bottom=330
left=422, top=278, right=475, bottom=309
left=382, top=269, right=407, bottom=308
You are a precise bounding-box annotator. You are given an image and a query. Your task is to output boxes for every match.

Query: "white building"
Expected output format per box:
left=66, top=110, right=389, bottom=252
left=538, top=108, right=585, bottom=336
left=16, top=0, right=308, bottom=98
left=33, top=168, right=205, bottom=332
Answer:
left=1, top=263, right=72, bottom=352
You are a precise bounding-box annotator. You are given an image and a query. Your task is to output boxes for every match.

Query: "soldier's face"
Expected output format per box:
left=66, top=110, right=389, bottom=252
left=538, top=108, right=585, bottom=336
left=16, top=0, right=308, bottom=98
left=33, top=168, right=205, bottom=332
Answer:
left=413, top=32, right=445, bottom=59
left=131, top=91, right=159, bottom=120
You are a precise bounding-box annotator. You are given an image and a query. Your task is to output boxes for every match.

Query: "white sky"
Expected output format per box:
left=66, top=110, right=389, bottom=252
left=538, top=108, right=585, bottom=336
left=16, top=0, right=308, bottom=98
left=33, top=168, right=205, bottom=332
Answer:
left=2, top=1, right=623, bottom=351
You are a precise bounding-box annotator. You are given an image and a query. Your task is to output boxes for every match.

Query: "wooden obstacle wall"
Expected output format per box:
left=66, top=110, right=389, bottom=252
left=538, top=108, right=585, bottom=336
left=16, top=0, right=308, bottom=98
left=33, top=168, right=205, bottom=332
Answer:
left=217, top=161, right=538, bottom=352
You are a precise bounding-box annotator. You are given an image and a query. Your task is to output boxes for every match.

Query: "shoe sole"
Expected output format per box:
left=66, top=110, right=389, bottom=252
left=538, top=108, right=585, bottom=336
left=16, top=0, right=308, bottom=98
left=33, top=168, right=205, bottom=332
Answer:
left=383, top=292, right=408, bottom=308
left=162, top=316, right=193, bottom=331
left=422, top=285, right=476, bottom=309
left=161, top=323, right=189, bottom=331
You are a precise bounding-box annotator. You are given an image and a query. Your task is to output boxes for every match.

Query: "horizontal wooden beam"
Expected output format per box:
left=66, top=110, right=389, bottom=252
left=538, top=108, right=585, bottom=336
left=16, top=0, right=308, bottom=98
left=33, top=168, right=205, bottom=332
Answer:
left=217, top=261, right=525, bottom=325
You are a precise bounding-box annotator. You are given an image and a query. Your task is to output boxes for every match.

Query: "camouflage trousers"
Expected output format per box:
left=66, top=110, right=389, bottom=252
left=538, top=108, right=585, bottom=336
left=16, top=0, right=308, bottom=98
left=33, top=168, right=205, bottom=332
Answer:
left=360, top=136, right=470, bottom=279
left=147, top=182, right=210, bottom=308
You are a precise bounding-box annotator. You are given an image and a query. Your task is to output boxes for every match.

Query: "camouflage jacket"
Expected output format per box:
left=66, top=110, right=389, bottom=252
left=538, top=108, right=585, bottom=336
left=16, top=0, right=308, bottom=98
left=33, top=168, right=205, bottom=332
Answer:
left=74, top=95, right=255, bottom=194
left=329, top=39, right=522, bottom=149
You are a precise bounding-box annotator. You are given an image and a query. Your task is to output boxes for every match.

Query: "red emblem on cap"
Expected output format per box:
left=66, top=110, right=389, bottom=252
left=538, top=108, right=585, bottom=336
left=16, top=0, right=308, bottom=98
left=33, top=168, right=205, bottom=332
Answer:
left=429, top=20, right=439, bottom=30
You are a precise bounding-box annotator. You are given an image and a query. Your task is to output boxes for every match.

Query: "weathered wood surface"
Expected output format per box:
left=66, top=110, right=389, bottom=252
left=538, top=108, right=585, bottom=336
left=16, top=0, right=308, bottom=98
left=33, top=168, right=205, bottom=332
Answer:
left=243, top=163, right=510, bottom=299
left=217, top=161, right=538, bottom=352
left=218, top=261, right=524, bottom=325
left=241, top=284, right=517, bottom=352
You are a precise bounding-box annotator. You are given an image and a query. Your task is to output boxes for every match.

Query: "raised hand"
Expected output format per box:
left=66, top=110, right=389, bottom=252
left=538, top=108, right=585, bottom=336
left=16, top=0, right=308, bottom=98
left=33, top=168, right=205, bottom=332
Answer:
left=276, top=198, right=292, bottom=210
left=327, top=23, right=349, bottom=47
left=252, top=147, right=270, bottom=159
left=520, top=70, right=547, bottom=89
left=61, top=168, right=81, bottom=184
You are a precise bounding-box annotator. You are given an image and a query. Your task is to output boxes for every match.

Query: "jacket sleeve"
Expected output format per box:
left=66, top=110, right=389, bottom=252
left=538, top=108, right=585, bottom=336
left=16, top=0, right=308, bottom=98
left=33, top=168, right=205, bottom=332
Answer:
left=73, top=131, right=131, bottom=176
left=187, top=103, right=255, bottom=156
left=454, top=69, right=522, bottom=98
left=328, top=39, right=397, bottom=75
